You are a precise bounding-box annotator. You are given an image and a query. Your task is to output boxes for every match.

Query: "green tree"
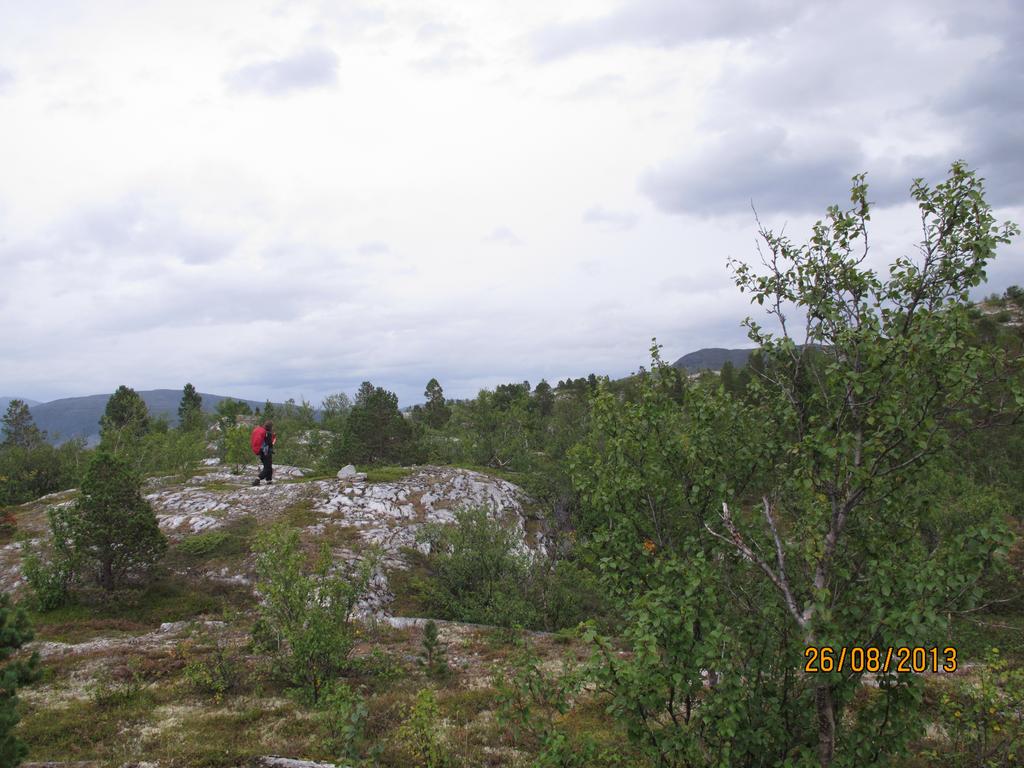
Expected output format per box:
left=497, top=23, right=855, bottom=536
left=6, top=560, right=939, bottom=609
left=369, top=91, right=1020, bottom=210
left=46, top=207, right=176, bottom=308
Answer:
left=718, top=162, right=1019, bottom=764
left=339, top=382, right=417, bottom=465
left=214, top=397, right=252, bottom=428
left=530, top=379, right=555, bottom=418
left=222, top=424, right=253, bottom=473
left=718, top=360, right=738, bottom=395
left=1, top=400, right=44, bottom=449
left=177, top=383, right=204, bottom=432
left=262, top=400, right=277, bottom=421
left=0, top=593, right=39, bottom=766
left=66, top=450, right=168, bottom=591
left=573, top=163, right=1021, bottom=767
left=252, top=524, right=373, bottom=703
left=98, top=385, right=150, bottom=449
left=320, top=393, right=350, bottom=430
left=423, top=378, right=451, bottom=428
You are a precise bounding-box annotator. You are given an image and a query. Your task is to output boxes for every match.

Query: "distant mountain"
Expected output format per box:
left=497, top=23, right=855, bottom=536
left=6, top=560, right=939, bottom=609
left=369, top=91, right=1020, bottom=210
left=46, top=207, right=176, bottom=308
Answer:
left=671, top=348, right=756, bottom=373
left=0, top=397, right=42, bottom=412
left=29, top=390, right=270, bottom=444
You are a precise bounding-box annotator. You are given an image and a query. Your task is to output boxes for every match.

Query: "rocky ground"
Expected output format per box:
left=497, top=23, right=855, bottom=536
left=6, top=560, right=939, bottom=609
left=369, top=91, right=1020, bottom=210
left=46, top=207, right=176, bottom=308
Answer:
left=3, top=462, right=544, bottom=610
left=6, top=462, right=582, bottom=768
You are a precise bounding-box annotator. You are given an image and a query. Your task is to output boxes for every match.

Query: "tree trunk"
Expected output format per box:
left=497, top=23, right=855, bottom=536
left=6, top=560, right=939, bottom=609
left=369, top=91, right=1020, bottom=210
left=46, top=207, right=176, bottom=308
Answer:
left=815, top=683, right=836, bottom=767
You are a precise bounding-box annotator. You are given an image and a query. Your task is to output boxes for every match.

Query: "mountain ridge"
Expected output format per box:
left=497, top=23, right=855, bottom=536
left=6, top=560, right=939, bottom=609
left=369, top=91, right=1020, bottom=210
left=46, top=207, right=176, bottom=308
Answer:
left=28, top=390, right=273, bottom=444
left=671, top=347, right=755, bottom=372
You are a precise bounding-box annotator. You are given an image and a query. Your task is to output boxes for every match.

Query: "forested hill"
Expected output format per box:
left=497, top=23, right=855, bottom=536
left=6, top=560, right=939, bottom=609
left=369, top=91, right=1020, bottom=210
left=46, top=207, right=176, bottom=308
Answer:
left=0, top=397, right=41, bottom=412
left=671, top=347, right=755, bottom=372
left=28, top=390, right=268, bottom=444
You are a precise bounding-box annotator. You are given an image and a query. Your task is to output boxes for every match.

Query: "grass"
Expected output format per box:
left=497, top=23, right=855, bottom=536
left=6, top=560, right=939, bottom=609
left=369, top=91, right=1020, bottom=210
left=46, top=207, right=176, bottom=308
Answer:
left=365, top=465, right=415, bottom=483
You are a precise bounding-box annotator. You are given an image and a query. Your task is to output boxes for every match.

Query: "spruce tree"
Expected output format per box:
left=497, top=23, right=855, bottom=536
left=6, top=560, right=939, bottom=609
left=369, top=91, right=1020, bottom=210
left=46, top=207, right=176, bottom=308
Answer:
left=0, top=593, right=39, bottom=766
left=177, top=383, right=204, bottom=432
left=99, top=385, right=150, bottom=447
left=423, top=378, right=451, bottom=428
left=1, top=400, right=44, bottom=449
left=69, top=450, right=167, bottom=591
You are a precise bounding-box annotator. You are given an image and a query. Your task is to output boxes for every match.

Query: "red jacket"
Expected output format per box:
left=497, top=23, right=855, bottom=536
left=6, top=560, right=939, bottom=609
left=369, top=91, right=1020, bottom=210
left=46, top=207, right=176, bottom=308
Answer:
left=251, top=426, right=267, bottom=455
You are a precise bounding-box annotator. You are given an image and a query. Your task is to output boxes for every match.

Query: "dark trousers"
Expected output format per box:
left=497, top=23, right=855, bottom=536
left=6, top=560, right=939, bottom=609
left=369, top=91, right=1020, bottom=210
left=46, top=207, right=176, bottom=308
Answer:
left=258, top=452, right=273, bottom=482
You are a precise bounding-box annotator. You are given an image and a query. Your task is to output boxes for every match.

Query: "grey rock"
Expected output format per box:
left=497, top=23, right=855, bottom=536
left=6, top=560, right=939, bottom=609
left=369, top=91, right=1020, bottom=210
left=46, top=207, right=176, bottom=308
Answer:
left=336, top=464, right=357, bottom=479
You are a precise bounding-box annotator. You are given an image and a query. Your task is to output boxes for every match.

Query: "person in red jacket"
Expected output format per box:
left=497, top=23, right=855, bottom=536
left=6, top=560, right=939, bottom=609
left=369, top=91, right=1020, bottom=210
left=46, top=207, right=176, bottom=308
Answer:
left=250, top=420, right=276, bottom=485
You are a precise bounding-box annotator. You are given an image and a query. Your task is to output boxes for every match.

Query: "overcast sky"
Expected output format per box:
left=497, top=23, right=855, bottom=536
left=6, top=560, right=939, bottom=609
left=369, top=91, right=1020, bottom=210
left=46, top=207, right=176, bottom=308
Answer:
left=2, top=0, right=1022, bottom=406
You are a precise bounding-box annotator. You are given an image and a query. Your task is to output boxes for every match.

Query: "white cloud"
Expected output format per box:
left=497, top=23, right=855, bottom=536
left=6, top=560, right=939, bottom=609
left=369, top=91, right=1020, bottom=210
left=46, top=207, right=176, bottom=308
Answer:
left=0, top=0, right=1020, bottom=407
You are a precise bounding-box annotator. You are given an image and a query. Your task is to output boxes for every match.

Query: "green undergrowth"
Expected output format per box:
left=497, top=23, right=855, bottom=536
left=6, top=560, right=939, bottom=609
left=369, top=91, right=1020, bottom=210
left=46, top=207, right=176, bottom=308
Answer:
left=282, top=498, right=319, bottom=528
left=951, top=612, right=1024, bottom=662
left=28, top=574, right=252, bottom=640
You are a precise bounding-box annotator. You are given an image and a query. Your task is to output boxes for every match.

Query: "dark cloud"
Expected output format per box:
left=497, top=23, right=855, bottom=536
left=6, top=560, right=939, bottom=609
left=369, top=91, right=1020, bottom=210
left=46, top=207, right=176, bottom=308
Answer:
left=931, top=10, right=1024, bottom=207
left=484, top=227, right=523, bottom=246
left=639, top=127, right=957, bottom=217
left=638, top=1, right=1024, bottom=217
left=583, top=205, right=637, bottom=230
left=531, top=0, right=803, bottom=60
left=226, top=47, right=338, bottom=95
left=641, top=127, right=862, bottom=216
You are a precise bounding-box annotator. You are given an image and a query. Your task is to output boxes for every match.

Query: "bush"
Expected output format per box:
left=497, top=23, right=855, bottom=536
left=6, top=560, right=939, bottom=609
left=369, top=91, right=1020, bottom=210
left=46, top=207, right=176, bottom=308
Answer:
left=316, top=681, right=368, bottom=760
left=417, top=620, right=450, bottom=680
left=0, top=440, right=86, bottom=506
left=418, top=507, right=537, bottom=628
left=222, top=425, right=253, bottom=474
left=132, top=427, right=206, bottom=476
left=933, top=648, right=1024, bottom=767
left=252, top=524, right=374, bottom=703
left=21, top=507, right=80, bottom=610
left=176, top=531, right=232, bottom=559
left=182, top=636, right=243, bottom=703
left=394, top=687, right=449, bottom=768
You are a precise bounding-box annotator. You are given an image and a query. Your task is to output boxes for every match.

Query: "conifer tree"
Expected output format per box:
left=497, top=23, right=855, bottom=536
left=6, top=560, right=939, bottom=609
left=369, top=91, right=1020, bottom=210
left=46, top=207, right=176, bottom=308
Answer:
left=99, top=385, right=150, bottom=447
left=0, top=593, right=39, bottom=766
left=68, top=450, right=167, bottom=591
left=177, top=383, right=204, bottom=432
left=423, top=378, right=451, bottom=428
left=1, top=400, right=44, bottom=449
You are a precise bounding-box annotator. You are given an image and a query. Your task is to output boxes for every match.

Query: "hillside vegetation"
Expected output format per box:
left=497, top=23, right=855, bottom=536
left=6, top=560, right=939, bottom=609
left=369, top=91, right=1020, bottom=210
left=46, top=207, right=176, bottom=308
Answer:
left=0, top=163, right=1022, bottom=768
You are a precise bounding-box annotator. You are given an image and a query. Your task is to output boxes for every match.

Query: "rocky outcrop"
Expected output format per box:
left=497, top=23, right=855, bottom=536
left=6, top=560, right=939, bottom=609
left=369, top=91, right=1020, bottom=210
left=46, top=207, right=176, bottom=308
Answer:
left=5, top=465, right=543, bottom=617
